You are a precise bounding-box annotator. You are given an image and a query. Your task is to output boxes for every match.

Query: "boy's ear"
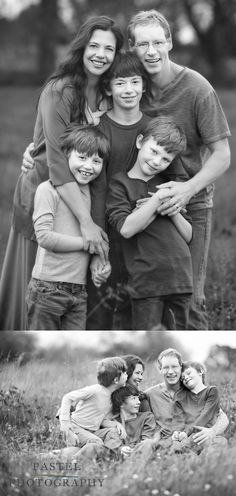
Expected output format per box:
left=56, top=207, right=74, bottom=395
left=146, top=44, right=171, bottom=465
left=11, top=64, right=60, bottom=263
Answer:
left=136, top=134, right=143, bottom=149
left=113, top=376, right=119, bottom=385
left=105, top=87, right=112, bottom=97
left=128, top=38, right=133, bottom=50
left=167, top=36, right=173, bottom=52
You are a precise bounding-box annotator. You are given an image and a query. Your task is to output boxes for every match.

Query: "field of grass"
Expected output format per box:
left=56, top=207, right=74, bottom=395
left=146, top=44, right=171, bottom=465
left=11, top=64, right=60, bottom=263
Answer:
left=0, top=86, right=235, bottom=329
left=1, top=350, right=236, bottom=496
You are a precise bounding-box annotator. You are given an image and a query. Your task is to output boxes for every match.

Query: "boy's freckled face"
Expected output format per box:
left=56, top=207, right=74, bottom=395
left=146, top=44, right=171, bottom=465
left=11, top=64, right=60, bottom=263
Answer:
left=122, top=395, right=140, bottom=415
left=136, top=136, right=175, bottom=179
left=108, top=75, right=143, bottom=110
left=181, top=367, right=202, bottom=390
left=68, top=150, right=103, bottom=185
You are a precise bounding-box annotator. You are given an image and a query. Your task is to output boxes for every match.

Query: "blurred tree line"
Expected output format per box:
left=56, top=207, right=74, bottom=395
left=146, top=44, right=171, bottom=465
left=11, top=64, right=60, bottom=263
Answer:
left=0, top=330, right=183, bottom=363
left=0, top=0, right=236, bottom=86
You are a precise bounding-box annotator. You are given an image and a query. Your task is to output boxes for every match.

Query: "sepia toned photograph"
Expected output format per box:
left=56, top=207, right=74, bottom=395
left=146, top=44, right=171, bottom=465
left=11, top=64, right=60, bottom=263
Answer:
left=1, top=330, right=236, bottom=495
left=0, top=0, right=235, bottom=331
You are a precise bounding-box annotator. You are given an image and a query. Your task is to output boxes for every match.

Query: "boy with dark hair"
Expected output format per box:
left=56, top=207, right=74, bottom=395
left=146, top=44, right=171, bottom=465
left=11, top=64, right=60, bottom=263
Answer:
left=106, top=116, right=193, bottom=330
left=170, top=360, right=227, bottom=453
left=58, top=356, right=128, bottom=459
left=87, top=50, right=151, bottom=329
left=26, top=124, right=111, bottom=330
left=103, top=384, right=156, bottom=462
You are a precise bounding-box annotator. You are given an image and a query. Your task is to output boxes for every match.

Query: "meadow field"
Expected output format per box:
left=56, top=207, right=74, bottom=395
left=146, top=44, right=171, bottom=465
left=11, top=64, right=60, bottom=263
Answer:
left=0, top=348, right=236, bottom=496
left=0, top=86, right=235, bottom=329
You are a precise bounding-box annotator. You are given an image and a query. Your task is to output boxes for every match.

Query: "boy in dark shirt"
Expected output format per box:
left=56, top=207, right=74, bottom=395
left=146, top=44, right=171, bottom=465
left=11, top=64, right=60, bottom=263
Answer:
left=106, top=116, right=193, bottom=330
left=108, top=384, right=156, bottom=460
left=171, top=360, right=227, bottom=453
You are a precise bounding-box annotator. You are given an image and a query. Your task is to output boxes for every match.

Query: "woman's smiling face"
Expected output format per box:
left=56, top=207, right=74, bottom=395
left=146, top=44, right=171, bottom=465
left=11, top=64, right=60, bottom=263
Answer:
left=128, top=363, right=144, bottom=388
left=83, top=29, right=117, bottom=77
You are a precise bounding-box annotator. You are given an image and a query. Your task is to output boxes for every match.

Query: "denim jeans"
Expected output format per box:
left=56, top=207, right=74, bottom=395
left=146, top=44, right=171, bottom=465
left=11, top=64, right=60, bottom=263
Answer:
left=131, top=293, right=191, bottom=330
left=26, top=278, right=87, bottom=330
left=188, top=208, right=212, bottom=330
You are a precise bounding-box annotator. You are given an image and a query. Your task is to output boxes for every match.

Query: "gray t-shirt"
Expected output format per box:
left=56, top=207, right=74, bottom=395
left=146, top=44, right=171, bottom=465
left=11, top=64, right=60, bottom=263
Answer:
left=32, top=180, right=90, bottom=284
left=142, top=66, right=231, bottom=208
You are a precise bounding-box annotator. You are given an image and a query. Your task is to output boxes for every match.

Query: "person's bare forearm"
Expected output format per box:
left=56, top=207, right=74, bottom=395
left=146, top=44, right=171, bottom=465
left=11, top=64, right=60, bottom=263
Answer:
left=57, top=182, right=109, bottom=262
left=211, top=410, right=229, bottom=435
left=170, top=213, right=192, bottom=243
left=120, top=193, right=161, bottom=238
left=57, top=182, right=92, bottom=225
left=185, top=140, right=230, bottom=197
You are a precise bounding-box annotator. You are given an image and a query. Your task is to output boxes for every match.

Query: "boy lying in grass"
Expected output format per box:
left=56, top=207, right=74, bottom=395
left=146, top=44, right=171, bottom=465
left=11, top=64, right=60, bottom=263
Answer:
left=171, top=361, right=228, bottom=453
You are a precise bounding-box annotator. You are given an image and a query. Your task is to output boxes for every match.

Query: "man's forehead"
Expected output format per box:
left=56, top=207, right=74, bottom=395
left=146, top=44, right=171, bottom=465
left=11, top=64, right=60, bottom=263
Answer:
left=133, top=23, right=166, bottom=39
left=160, top=355, right=181, bottom=367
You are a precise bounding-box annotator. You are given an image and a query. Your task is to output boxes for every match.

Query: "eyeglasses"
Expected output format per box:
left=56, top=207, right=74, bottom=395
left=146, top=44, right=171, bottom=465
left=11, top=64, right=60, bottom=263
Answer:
left=135, top=40, right=167, bottom=51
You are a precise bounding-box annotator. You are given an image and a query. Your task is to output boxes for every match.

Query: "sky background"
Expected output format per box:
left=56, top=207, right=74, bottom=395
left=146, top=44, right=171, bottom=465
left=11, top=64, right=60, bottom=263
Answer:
left=32, top=331, right=236, bottom=362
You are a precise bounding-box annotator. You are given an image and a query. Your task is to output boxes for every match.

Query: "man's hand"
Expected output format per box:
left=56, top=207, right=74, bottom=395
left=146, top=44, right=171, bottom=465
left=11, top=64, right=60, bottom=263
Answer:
left=22, top=142, right=35, bottom=172
left=155, top=181, right=192, bottom=216
left=192, top=425, right=215, bottom=445
left=80, top=221, right=109, bottom=264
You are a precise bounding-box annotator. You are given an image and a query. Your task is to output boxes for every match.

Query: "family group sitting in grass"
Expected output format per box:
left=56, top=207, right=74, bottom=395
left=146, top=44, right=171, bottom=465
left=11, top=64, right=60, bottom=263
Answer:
left=53, top=348, right=228, bottom=463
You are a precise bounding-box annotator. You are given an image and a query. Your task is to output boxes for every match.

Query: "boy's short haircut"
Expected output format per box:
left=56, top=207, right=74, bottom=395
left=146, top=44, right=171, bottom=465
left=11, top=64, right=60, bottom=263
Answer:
left=122, top=354, right=145, bottom=380
left=157, top=348, right=183, bottom=368
left=111, top=384, right=140, bottom=415
left=103, top=50, right=152, bottom=101
left=60, top=123, right=110, bottom=162
left=128, top=10, right=172, bottom=45
left=97, top=356, right=127, bottom=387
left=182, top=360, right=206, bottom=385
left=141, top=115, right=186, bottom=156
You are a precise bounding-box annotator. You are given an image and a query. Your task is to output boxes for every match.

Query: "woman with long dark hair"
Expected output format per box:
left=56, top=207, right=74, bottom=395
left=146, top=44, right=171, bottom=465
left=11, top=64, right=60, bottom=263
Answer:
left=122, top=355, right=151, bottom=412
left=0, top=16, right=124, bottom=330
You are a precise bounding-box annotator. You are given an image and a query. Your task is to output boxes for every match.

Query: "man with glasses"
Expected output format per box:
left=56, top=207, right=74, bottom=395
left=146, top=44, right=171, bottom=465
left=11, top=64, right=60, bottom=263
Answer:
left=145, top=348, right=229, bottom=450
left=128, top=10, right=231, bottom=330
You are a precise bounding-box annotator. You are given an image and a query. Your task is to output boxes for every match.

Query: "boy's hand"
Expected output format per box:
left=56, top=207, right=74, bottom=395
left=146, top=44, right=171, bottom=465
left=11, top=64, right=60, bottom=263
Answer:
left=172, top=431, right=187, bottom=441
left=121, top=446, right=133, bottom=458
left=116, top=422, right=127, bottom=440
left=91, top=258, right=111, bottom=287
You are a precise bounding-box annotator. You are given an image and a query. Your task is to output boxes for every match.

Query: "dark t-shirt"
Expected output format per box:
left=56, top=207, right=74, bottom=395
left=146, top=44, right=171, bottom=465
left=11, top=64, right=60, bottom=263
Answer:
left=106, top=172, right=193, bottom=298
left=172, top=385, right=220, bottom=435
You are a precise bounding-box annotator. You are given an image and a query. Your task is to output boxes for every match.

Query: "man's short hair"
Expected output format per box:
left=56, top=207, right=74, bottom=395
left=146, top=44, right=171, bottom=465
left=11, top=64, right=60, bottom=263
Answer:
left=111, top=384, right=139, bottom=415
left=60, top=123, right=110, bottom=163
left=122, top=354, right=145, bottom=381
left=157, top=348, right=183, bottom=368
left=97, top=357, right=127, bottom=387
left=182, top=360, right=206, bottom=385
left=141, top=115, right=186, bottom=156
left=128, top=10, right=172, bottom=46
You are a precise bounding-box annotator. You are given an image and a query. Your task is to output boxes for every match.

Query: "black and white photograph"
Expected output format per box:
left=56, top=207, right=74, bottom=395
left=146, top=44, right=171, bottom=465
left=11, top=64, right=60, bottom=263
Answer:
left=0, top=0, right=235, bottom=331
left=1, top=330, right=236, bottom=495
left=0, top=1, right=236, bottom=494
